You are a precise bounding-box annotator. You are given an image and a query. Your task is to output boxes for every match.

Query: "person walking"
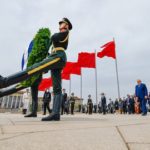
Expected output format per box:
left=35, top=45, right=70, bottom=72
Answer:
left=101, top=93, right=107, bottom=115
left=135, top=79, right=148, bottom=116
left=42, top=89, right=51, bottom=115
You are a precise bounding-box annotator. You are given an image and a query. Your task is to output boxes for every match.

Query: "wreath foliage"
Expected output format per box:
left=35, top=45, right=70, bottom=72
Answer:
left=21, top=28, right=51, bottom=87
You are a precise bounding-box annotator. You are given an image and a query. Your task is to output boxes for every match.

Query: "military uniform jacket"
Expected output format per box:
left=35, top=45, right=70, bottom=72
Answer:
left=87, top=99, right=93, bottom=105
left=70, top=96, right=75, bottom=104
left=51, top=30, right=69, bottom=62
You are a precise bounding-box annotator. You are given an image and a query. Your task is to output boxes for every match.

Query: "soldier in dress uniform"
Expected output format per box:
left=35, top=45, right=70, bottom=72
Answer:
left=42, top=18, right=72, bottom=121
left=70, top=92, right=75, bottom=115
left=0, top=17, right=72, bottom=121
left=61, top=88, right=67, bottom=115
left=87, top=94, right=93, bottom=114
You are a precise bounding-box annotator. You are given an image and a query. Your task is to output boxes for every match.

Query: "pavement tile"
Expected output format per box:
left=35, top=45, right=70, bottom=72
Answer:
left=119, top=124, right=150, bottom=143
left=0, top=127, right=127, bottom=150
left=129, top=143, right=150, bottom=150
left=0, top=113, right=150, bottom=150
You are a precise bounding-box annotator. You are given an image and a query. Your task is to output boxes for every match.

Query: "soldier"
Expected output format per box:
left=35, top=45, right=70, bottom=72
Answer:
left=70, top=92, right=75, bottom=115
left=0, top=17, right=72, bottom=121
left=87, top=95, right=93, bottom=114
left=61, top=88, right=67, bottom=115
left=42, top=18, right=72, bottom=121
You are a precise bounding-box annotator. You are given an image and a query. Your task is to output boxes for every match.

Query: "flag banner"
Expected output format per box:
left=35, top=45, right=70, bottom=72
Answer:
left=21, top=41, right=33, bottom=70
left=38, top=78, right=52, bottom=91
left=61, top=73, right=71, bottom=80
left=63, top=62, right=81, bottom=75
left=78, top=52, right=96, bottom=68
left=71, top=63, right=81, bottom=75
left=97, top=41, right=116, bottom=59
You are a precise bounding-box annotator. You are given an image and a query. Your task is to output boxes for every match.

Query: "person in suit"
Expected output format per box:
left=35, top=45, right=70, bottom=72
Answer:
left=101, top=93, right=107, bottom=115
left=108, top=98, right=114, bottom=114
left=64, top=97, right=70, bottom=114
left=147, top=92, right=150, bottom=112
left=122, top=97, right=127, bottom=114
left=93, top=103, right=97, bottom=113
left=114, top=99, right=119, bottom=113
left=135, top=79, right=148, bottom=116
left=126, top=94, right=134, bottom=114
left=42, top=89, right=51, bottom=115
left=61, top=88, right=67, bottom=115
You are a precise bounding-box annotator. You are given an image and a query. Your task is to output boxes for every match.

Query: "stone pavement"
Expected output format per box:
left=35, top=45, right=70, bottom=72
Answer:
left=0, top=113, right=150, bottom=150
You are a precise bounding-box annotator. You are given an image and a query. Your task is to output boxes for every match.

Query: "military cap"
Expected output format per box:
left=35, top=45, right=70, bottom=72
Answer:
left=71, top=92, right=74, bottom=96
left=88, top=94, right=91, bottom=97
left=59, top=17, right=72, bottom=30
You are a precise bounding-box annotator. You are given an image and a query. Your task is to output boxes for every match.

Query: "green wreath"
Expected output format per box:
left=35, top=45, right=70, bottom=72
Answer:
left=21, top=28, right=51, bottom=87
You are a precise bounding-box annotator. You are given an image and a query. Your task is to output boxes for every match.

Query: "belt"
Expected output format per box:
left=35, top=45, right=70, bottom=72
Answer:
left=51, top=47, right=65, bottom=53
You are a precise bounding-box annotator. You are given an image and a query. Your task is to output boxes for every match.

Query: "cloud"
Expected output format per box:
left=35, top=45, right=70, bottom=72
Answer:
left=0, top=0, right=150, bottom=102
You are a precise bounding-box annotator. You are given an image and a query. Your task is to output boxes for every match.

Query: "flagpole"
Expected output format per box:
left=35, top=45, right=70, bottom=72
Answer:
left=113, top=38, right=121, bottom=99
left=95, top=50, right=98, bottom=105
left=69, top=77, right=71, bottom=96
left=115, top=58, right=120, bottom=99
left=80, top=69, right=82, bottom=100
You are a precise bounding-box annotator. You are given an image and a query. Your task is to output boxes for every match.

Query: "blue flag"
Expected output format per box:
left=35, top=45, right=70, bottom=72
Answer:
left=21, top=41, right=33, bottom=70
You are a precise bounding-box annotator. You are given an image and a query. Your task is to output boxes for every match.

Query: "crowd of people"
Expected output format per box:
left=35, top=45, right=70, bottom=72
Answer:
left=81, top=93, right=150, bottom=115
left=22, top=79, right=150, bottom=117
left=60, top=79, right=149, bottom=116
left=39, top=89, right=76, bottom=116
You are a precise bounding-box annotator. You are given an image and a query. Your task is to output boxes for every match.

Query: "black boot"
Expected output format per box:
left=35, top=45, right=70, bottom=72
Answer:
left=24, top=113, right=37, bottom=117
left=41, top=114, right=60, bottom=121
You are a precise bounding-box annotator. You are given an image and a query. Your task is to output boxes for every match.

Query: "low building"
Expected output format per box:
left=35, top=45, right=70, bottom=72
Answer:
left=0, top=91, right=24, bottom=112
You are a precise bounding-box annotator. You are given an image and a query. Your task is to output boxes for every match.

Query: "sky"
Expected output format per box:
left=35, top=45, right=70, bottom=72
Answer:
left=0, top=0, right=150, bottom=103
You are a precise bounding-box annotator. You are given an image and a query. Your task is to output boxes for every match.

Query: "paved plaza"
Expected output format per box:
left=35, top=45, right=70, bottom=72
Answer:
left=0, top=113, right=150, bottom=150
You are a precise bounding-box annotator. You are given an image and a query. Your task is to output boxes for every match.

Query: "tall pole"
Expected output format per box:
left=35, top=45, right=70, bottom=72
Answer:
left=95, top=50, right=98, bottom=105
left=115, top=58, right=120, bottom=99
left=113, top=38, right=121, bottom=99
left=80, top=69, right=82, bottom=100
left=69, top=77, right=71, bottom=96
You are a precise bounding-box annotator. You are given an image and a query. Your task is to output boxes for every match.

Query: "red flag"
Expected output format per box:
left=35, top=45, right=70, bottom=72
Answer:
left=97, top=41, right=116, bottom=59
left=38, top=78, right=52, bottom=91
left=61, top=73, right=70, bottom=80
left=78, top=52, right=96, bottom=68
left=63, top=62, right=81, bottom=75
left=71, top=63, right=81, bottom=75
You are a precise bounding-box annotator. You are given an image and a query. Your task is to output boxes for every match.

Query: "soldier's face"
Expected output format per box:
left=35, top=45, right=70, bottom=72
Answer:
left=59, top=22, right=69, bottom=32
